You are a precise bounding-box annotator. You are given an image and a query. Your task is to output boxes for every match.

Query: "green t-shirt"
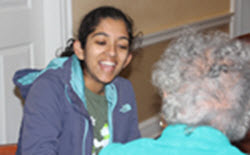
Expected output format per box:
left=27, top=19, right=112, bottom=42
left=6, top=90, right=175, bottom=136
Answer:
left=85, top=87, right=110, bottom=155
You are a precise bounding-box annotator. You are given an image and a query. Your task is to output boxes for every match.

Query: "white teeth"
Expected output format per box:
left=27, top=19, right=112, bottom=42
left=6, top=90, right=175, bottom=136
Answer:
left=100, top=61, right=115, bottom=66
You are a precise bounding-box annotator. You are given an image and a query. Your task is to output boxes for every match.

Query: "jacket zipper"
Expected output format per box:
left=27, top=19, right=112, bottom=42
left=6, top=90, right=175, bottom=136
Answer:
left=108, top=102, right=114, bottom=143
left=107, top=84, right=118, bottom=143
left=82, top=119, right=89, bottom=155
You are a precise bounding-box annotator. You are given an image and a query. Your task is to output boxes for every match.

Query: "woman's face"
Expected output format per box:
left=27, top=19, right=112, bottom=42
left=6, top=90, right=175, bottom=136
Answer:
left=75, top=17, right=132, bottom=93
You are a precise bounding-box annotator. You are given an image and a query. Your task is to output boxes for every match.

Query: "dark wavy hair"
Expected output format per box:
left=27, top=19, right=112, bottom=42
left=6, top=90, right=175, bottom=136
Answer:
left=60, top=6, right=138, bottom=57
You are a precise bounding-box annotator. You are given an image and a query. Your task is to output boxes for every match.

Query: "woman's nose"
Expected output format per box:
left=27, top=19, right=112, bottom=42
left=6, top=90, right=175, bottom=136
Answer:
left=106, top=43, right=117, bottom=57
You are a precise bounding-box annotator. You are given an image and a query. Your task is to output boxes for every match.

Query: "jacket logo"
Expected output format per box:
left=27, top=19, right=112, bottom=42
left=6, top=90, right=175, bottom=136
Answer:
left=119, top=104, right=132, bottom=113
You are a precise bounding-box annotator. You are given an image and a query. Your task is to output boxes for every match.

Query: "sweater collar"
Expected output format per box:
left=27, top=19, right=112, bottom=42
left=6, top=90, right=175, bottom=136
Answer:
left=159, top=124, right=230, bottom=146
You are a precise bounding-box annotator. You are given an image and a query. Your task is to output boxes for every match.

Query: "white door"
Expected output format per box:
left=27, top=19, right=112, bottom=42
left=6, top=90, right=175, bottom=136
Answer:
left=0, top=0, right=72, bottom=144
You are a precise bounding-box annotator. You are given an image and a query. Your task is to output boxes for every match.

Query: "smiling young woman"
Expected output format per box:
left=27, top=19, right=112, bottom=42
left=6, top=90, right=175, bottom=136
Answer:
left=13, top=6, right=141, bottom=155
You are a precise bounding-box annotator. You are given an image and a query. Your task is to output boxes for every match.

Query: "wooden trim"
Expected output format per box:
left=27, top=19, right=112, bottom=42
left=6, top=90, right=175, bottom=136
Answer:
left=0, top=144, right=17, bottom=155
left=139, top=115, right=162, bottom=138
left=141, top=13, right=234, bottom=47
left=237, top=33, right=250, bottom=43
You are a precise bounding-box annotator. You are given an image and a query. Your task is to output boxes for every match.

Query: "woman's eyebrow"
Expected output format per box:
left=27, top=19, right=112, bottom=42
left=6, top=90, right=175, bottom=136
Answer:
left=92, top=32, right=108, bottom=38
left=119, top=36, right=129, bottom=41
left=92, top=32, right=129, bottom=41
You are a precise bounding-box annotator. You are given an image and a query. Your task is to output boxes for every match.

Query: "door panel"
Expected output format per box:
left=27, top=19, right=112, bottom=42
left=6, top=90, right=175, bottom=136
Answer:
left=0, top=2, right=30, bottom=49
left=0, top=45, right=32, bottom=143
left=0, top=0, right=33, bottom=144
left=0, top=0, right=72, bottom=145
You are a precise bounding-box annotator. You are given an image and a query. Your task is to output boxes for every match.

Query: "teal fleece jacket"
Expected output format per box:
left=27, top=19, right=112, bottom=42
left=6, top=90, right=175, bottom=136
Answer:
left=100, top=124, right=245, bottom=155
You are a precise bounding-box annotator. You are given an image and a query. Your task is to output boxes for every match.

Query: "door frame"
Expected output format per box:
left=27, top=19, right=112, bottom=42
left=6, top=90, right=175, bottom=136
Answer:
left=43, top=0, right=73, bottom=66
left=230, top=0, right=250, bottom=38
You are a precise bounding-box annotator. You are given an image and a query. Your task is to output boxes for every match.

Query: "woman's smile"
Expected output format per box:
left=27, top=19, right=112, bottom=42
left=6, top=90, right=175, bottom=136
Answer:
left=99, top=60, right=116, bottom=72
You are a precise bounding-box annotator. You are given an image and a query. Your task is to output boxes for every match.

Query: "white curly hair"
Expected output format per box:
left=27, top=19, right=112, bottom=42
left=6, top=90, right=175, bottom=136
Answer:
left=152, top=30, right=250, bottom=141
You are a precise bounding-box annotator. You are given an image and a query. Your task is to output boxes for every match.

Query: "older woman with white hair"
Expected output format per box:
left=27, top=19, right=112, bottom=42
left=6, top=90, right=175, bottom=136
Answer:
left=100, top=30, right=250, bottom=155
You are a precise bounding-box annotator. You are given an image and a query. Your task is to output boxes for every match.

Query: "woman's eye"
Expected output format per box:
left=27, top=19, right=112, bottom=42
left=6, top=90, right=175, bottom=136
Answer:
left=118, top=45, right=128, bottom=50
left=96, top=41, right=106, bottom=45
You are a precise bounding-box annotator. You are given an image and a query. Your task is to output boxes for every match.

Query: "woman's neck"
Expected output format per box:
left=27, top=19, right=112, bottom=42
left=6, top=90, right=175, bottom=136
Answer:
left=84, top=77, right=105, bottom=95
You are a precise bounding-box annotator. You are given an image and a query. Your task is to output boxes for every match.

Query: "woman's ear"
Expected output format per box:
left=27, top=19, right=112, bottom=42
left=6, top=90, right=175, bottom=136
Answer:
left=122, top=53, right=133, bottom=69
left=73, top=40, right=84, bottom=60
left=163, top=91, right=168, bottom=98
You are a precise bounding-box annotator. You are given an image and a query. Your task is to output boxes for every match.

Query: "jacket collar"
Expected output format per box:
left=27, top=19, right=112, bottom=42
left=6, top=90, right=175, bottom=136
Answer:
left=14, top=54, right=118, bottom=109
left=69, top=55, right=117, bottom=109
left=159, top=124, right=230, bottom=146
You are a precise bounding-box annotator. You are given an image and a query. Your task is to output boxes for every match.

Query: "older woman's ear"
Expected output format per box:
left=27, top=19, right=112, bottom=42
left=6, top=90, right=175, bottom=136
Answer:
left=163, top=91, right=168, bottom=98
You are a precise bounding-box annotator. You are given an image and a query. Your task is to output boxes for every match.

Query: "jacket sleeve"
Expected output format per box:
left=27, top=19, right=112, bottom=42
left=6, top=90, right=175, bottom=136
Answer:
left=17, top=76, right=64, bottom=155
left=126, top=83, right=141, bottom=141
left=119, top=79, right=141, bottom=142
